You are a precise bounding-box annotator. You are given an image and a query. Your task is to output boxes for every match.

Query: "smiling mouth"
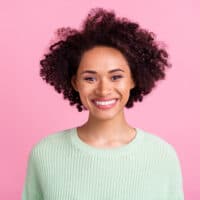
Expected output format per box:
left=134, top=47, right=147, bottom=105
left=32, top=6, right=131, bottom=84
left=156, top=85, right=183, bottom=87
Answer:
left=92, top=99, right=118, bottom=109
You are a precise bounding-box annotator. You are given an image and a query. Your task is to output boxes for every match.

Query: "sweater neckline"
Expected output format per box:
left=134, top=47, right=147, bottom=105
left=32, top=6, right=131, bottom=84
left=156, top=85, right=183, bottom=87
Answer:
left=70, top=127, right=144, bottom=157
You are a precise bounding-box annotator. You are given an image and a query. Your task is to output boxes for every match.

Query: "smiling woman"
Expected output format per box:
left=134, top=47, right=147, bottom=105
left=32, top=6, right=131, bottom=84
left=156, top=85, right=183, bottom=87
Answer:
left=22, top=7, right=184, bottom=200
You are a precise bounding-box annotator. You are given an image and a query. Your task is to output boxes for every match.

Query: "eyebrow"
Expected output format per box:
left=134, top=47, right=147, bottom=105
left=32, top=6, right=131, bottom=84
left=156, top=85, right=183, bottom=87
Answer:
left=80, top=68, right=125, bottom=75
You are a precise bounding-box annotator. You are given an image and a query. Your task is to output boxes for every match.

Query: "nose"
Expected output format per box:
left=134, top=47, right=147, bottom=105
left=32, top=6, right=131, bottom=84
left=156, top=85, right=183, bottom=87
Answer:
left=95, top=78, right=112, bottom=96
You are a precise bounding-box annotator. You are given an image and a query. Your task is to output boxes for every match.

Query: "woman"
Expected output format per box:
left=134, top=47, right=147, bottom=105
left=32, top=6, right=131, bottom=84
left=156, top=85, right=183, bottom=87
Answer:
left=22, top=7, right=184, bottom=200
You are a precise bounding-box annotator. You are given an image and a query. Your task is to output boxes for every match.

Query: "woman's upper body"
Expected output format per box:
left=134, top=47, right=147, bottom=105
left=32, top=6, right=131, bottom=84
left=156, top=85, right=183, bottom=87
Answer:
left=22, top=7, right=184, bottom=200
left=22, top=127, right=184, bottom=200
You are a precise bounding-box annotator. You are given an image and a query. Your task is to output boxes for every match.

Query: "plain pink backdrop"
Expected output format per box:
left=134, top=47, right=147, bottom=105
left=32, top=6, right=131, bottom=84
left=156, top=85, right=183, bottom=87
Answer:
left=0, top=0, right=199, bottom=199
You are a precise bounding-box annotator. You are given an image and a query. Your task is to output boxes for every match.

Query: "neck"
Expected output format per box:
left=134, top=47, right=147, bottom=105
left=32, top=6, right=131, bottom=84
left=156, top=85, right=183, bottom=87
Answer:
left=77, top=111, right=135, bottom=143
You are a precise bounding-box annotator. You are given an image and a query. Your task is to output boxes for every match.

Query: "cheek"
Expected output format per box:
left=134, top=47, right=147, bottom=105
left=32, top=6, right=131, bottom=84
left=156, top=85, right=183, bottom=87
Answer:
left=77, top=85, right=93, bottom=99
left=116, top=82, right=133, bottom=101
left=117, top=81, right=131, bottom=92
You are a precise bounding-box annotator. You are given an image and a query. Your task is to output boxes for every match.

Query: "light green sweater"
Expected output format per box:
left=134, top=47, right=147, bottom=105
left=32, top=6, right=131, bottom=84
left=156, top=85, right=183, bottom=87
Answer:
left=22, top=127, right=184, bottom=200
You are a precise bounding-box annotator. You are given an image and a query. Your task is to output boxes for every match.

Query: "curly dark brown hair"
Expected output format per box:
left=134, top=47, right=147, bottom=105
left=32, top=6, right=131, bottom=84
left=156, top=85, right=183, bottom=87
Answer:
left=40, top=7, right=171, bottom=112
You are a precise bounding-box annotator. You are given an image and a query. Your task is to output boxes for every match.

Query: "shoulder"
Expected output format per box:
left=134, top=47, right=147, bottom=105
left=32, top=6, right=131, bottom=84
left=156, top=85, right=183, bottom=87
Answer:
left=138, top=128, right=183, bottom=190
left=29, top=127, right=75, bottom=158
left=137, top=128, right=180, bottom=162
left=137, top=128, right=182, bottom=175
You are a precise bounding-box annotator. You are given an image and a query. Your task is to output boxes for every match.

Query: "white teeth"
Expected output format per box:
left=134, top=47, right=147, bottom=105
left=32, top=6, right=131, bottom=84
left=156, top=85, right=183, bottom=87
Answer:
left=94, top=99, right=117, bottom=105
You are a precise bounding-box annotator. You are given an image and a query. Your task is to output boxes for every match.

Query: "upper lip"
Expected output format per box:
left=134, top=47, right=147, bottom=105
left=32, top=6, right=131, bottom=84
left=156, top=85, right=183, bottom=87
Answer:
left=92, top=98, right=118, bottom=101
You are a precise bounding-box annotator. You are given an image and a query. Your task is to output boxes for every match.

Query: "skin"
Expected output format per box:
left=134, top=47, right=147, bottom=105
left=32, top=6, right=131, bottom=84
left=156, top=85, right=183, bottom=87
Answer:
left=71, top=46, right=137, bottom=148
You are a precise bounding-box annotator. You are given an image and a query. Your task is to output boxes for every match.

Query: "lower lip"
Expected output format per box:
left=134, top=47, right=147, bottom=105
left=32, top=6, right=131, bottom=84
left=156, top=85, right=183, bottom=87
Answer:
left=92, top=99, right=118, bottom=110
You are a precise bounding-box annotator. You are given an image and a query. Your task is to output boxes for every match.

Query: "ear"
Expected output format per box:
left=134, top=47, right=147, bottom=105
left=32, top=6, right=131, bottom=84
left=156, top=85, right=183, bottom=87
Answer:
left=71, top=75, right=78, bottom=92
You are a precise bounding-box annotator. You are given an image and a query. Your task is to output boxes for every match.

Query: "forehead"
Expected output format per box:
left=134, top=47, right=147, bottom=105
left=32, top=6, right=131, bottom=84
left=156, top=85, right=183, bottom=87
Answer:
left=78, top=46, right=130, bottom=73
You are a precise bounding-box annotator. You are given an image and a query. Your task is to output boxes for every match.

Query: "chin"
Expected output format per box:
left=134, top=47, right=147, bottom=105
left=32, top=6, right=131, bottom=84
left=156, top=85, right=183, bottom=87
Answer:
left=90, top=109, right=123, bottom=121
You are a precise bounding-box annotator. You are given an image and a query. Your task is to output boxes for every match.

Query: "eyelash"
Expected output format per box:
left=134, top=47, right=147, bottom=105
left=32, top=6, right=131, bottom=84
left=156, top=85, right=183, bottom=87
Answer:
left=84, top=75, right=123, bottom=82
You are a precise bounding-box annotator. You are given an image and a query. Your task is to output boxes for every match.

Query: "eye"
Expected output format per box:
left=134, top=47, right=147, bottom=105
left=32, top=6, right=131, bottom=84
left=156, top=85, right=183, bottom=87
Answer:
left=111, top=75, right=123, bottom=81
left=83, top=75, right=123, bottom=82
left=84, top=77, right=96, bottom=82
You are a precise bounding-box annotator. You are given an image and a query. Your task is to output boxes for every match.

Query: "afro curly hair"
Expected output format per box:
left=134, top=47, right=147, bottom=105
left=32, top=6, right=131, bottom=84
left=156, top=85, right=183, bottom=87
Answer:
left=40, top=7, right=171, bottom=112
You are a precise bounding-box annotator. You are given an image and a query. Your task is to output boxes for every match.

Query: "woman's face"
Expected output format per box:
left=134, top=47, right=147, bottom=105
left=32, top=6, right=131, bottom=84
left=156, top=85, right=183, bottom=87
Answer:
left=71, top=46, right=135, bottom=120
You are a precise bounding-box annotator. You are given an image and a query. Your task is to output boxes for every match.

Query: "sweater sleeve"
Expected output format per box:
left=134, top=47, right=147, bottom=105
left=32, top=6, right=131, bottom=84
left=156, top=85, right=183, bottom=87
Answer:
left=169, top=148, right=184, bottom=200
left=22, top=148, right=43, bottom=200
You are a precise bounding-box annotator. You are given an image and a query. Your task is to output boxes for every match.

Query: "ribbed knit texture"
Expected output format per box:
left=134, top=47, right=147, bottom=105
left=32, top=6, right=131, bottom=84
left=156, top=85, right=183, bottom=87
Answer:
left=22, top=127, right=184, bottom=200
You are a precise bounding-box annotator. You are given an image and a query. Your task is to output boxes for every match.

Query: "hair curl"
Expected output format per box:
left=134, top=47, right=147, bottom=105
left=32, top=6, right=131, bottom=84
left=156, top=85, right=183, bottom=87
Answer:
left=40, top=7, right=171, bottom=112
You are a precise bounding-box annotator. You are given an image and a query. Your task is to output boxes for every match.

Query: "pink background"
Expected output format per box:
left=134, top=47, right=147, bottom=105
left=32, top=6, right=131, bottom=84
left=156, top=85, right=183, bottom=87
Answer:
left=0, top=0, right=199, bottom=199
